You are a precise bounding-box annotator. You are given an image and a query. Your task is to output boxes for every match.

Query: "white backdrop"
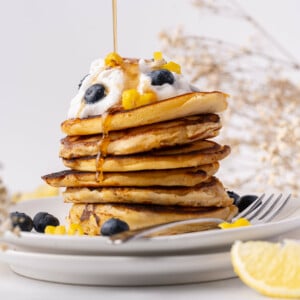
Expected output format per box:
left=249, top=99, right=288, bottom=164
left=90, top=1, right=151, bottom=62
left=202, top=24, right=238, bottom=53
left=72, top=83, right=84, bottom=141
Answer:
left=0, top=0, right=300, bottom=192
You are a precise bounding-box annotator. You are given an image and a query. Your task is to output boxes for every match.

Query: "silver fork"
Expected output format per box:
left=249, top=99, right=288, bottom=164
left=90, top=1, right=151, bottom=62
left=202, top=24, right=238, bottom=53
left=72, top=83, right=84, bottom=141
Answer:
left=109, top=194, right=291, bottom=244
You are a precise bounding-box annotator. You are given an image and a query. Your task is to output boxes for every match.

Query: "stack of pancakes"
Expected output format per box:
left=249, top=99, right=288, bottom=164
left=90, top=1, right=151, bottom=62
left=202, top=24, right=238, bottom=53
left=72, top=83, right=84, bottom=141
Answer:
left=43, top=92, right=237, bottom=235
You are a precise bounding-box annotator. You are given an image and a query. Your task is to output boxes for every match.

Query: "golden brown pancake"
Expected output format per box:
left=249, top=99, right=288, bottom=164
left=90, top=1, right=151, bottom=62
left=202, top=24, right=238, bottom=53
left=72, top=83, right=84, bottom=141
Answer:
left=62, top=140, right=230, bottom=172
left=63, top=177, right=232, bottom=207
left=68, top=203, right=238, bottom=236
left=61, top=92, right=228, bottom=136
left=60, top=114, right=221, bottom=159
left=42, top=163, right=219, bottom=187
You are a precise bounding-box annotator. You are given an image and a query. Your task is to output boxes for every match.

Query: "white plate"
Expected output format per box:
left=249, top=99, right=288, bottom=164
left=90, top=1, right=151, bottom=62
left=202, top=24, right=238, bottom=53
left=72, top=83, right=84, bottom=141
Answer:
left=0, top=248, right=234, bottom=286
left=3, top=197, right=300, bottom=255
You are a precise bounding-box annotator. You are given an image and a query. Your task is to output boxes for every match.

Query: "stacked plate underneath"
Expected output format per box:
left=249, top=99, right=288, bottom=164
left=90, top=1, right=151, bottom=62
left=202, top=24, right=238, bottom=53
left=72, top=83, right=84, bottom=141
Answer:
left=1, top=197, right=300, bottom=286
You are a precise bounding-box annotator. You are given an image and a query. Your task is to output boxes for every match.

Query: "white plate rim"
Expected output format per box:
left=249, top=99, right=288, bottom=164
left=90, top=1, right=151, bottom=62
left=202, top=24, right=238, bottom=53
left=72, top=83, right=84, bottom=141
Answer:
left=3, top=196, right=300, bottom=255
left=0, top=248, right=234, bottom=285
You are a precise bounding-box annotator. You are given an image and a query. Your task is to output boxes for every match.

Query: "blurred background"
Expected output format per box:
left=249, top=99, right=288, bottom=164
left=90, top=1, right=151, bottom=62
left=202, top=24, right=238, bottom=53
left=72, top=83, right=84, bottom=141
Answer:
left=0, top=0, right=299, bottom=196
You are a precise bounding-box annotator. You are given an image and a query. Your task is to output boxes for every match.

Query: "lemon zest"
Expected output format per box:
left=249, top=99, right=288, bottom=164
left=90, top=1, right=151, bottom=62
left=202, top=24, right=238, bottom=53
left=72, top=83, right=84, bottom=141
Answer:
left=122, top=89, right=140, bottom=110
left=153, top=51, right=163, bottom=61
left=45, top=225, right=56, bottom=235
left=105, top=52, right=123, bottom=67
left=219, top=218, right=251, bottom=229
left=68, top=223, right=84, bottom=236
left=122, top=89, right=157, bottom=110
left=54, top=225, right=66, bottom=235
left=162, top=61, right=181, bottom=74
left=138, top=92, right=157, bottom=106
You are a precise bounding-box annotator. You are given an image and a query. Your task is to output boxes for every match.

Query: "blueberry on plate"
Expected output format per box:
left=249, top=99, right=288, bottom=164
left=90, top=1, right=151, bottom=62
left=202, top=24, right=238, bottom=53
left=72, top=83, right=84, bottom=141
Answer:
left=33, top=212, right=59, bottom=233
left=84, top=83, right=106, bottom=104
left=10, top=212, right=33, bottom=232
left=101, top=218, right=129, bottom=236
left=236, top=195, right=258, bottom=212
left=148, top=69, right=175, bottom=86
left=227, top=190, right=240, bottom=206
left=78, top=74, right=89, bottom=89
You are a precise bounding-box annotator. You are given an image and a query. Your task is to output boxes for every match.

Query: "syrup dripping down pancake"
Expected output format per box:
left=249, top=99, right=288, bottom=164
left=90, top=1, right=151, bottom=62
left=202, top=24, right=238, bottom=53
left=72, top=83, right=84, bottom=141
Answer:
left=60, top=114, right=221, bottom=159
left=42, top=163, right=219, bottom=187
left=62, top=140, right=230, bottom=172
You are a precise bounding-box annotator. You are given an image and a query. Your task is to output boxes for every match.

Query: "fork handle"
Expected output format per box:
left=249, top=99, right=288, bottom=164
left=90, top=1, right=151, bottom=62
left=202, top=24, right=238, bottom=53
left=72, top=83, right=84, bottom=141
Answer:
left=108, top=217, right=223, bottom=244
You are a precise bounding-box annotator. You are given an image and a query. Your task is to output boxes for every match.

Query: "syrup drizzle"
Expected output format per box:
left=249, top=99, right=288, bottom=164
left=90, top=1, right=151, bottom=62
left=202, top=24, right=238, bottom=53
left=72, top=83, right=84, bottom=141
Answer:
left=94, top=1, right=142, bottom=181
left=94, top=0, right=119, bottom=182
left=94, top=62, right=140, bottom=181
left=122, top=60, right=140, bottom=90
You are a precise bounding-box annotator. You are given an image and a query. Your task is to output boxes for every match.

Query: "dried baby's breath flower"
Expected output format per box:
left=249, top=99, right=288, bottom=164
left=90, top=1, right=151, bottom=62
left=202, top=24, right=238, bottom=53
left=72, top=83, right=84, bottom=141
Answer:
left=0, top=174, right=11, bottom=236
left=0, top=243, right=8, bottom=251
left=160, top=1, right=300, bottom=196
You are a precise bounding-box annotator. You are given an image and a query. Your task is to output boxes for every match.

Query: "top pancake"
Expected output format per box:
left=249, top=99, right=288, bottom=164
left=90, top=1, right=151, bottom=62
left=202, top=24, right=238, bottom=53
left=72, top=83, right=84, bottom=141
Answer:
left=61, top=92, right=228, bottom=136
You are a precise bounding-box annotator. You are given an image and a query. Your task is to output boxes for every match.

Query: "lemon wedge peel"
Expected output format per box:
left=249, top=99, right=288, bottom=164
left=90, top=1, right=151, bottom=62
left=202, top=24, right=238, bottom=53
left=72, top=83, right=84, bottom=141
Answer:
left=231, top=240, right=300, bottom=298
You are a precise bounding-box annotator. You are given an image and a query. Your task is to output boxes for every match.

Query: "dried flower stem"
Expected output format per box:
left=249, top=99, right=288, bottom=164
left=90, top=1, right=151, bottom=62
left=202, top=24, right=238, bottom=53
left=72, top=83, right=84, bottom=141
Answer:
left=160, top=1, right=300, bottom=196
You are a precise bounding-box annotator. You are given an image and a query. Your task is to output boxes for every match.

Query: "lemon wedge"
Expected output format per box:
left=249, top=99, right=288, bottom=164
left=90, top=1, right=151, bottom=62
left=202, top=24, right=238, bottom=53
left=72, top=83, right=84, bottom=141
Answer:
left=231, top=240, right=300, bottom=298
left=12, top=184, right=59, bottom=202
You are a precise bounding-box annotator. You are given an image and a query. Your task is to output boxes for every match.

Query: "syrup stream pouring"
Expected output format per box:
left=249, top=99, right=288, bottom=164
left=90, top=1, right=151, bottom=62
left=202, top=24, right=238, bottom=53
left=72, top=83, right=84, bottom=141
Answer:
left=112, top=0, right=118, bottom=53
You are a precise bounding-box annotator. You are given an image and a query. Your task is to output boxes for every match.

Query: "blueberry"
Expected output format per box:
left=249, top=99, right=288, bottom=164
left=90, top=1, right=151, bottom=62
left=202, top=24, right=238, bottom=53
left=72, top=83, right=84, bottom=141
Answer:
left=148, top=69, right=175, bottom=86
left=78, top=74, right=89, bottom=89
left=10, top=212, right=33, bottom=232
left=227, top=191, right=240, bottom=205
left=84, top=84, right=106, bottom=104
left=236, top=195, right=258, bottom=212
left=101, top=218, right=129, bottom=236
left=33, top=212, right=59, bottom=233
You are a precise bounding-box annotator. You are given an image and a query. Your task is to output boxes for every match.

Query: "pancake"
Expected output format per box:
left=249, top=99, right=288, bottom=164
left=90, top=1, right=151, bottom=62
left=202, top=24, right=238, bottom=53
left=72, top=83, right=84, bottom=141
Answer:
left=61, top=92, right=228, bottom=136
left=62, top=140, right=230, bottom=172
left=63, top=176, right=232, bottom=207
left=60, top=114, right=221, bottom=159
left=68, top=203, right=238, bottom=236
left=42, top=163, right=219, bottom=187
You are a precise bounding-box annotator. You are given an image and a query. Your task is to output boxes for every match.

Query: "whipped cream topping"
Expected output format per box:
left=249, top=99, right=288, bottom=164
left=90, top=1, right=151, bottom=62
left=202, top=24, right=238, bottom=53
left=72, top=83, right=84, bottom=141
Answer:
left=67, top=57, right=194, bottom=119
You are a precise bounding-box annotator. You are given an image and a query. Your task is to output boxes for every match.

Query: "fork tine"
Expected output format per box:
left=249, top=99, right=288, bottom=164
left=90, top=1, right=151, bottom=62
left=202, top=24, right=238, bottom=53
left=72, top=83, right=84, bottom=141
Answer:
left=234, top=193, right=265, bottom=219
left=262, top=194, right=291, bottom=223
left=246, top=194, right=275, bottom=221
left=257, top=194, right=283, bottom=220
left=109, top=193, right=292, bottom=244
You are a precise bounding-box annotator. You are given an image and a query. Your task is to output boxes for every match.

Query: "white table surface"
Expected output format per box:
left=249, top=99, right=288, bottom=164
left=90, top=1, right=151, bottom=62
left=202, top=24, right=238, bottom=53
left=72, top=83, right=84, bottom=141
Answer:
left=0, top=262, right=267, bottom=300
left=1, top=228, right=299, bottom=300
